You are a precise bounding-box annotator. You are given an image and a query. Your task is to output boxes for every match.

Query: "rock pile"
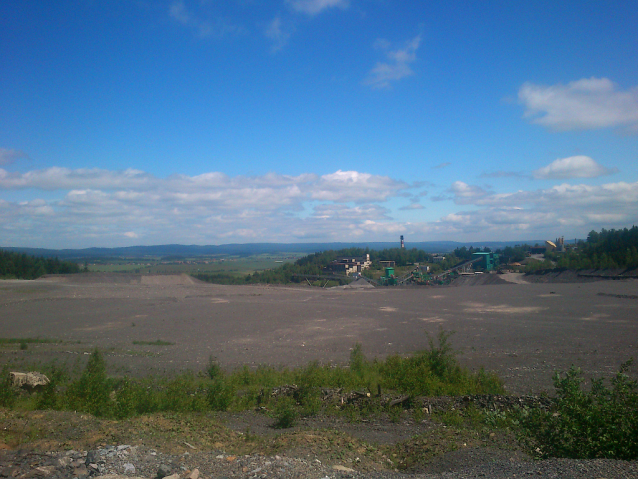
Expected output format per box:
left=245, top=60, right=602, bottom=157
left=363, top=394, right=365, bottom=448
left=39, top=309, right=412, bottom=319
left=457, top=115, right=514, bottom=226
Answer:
left=0, top=445, right=361, bottom=479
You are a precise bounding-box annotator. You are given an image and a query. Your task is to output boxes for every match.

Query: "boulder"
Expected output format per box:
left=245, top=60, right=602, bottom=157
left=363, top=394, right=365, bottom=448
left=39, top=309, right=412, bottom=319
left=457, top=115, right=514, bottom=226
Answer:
left=10, top=372, right=50, bottom=390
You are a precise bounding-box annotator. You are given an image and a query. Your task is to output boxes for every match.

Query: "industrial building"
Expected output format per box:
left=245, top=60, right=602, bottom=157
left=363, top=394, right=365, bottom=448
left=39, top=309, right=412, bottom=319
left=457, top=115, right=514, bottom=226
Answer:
left=471, top=251, right=500, bottom=271
left=324, top=254, right=372, bottom=275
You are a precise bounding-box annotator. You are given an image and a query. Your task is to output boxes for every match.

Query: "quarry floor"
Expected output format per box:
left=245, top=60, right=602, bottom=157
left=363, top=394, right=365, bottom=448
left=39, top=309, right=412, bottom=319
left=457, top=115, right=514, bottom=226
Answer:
left=1, top=272, right=637, bottom=394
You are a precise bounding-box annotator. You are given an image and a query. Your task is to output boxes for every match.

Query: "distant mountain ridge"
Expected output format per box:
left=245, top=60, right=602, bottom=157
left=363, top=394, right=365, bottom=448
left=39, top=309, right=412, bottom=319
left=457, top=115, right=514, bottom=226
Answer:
left=1, top=240, right=558, bottom=259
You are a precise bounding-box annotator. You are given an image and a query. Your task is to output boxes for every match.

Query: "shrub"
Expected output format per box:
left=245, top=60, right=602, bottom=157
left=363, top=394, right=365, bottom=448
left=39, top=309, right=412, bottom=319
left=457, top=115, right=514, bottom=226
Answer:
left=273, top=396, right=298, bottom=428
left=65, top=348, right=112, bottom=417
left=206, top=356, right=223, bottom=380
left=0, top=365, right=16, bottom=408
left=518, top=359, right=638, bottom=459
left=207, top=378, right=235, bottom=411
left=381, top=329, right=504, bottom=397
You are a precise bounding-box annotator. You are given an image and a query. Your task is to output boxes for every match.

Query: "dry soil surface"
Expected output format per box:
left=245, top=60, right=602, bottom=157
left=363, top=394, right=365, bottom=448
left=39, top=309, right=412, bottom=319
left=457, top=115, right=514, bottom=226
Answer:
left=2, top=274, right=638, bottom=478
left=1, top=273, right=637, bottom=394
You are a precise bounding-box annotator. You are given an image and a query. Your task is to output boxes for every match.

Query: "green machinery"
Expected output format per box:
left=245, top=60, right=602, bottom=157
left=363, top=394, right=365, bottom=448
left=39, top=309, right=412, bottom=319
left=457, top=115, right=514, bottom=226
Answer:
left=378, top=266, right=433, bottom=286
left=378, top=267, right=398, bottom=286
left=471, top=252, right=500, bottom=271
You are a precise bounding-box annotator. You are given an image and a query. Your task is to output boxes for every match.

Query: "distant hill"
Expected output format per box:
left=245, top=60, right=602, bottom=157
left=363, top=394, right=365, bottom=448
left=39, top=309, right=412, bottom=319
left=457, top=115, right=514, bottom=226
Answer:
left=1, top=240, right=555, bottom=260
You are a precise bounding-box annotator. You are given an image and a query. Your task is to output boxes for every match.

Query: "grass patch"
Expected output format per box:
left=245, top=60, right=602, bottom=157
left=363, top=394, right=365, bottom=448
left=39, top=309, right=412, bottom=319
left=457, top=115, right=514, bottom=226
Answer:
left=132, top=340, right=175, bottom=346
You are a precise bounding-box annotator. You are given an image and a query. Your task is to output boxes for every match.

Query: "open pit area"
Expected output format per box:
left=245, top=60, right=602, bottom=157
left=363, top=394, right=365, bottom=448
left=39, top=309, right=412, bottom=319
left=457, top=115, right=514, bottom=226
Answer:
left=1, top=272, right=637, bottom=394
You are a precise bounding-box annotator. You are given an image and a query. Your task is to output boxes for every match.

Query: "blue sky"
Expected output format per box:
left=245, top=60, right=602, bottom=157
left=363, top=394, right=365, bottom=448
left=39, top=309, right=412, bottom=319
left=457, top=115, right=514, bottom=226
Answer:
left=1, top=0, right=637, bottom=248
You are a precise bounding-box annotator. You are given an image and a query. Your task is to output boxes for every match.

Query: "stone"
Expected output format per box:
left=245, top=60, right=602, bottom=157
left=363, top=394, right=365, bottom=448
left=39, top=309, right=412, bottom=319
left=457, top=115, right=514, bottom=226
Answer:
left=85, top=450, right=99, bottom=466
left=123, top=463, right=136, bottom=475
left=189, top=469, right=199, bottom=479
left=74, top=465, right=88, bottom=476
left=9, top=372, right=50, bottom=390
left=332, top=465, right=355, bottom=472
left=156, top=464, right=172, bottom=478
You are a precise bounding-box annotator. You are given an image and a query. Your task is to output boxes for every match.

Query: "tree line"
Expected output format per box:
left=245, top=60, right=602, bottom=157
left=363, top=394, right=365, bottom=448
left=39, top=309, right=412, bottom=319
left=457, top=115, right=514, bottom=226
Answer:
left=548, top=227, right=638, bottom=270
left=0, top=250, right=82, bottom=279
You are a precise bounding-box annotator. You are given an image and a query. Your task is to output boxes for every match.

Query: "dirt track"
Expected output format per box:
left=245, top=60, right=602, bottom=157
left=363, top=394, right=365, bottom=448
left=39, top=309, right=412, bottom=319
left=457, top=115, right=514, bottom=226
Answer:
left=1, top=273, right=637, bottom=394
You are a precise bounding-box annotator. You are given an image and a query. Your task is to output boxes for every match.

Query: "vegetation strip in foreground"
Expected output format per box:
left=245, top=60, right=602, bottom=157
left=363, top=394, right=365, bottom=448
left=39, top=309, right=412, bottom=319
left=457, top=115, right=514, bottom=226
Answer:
left=1, top=331, right=636, bottom=462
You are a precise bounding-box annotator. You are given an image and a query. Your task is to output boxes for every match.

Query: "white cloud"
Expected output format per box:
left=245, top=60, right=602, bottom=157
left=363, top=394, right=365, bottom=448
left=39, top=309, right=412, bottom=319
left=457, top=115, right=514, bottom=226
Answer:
left=3, top=165, right=638, bottom=247
left=533, top=156, right=618, bottom=180
left=364, top=35, right=421, bottom=89
left=519, top=77, right=638, bottom=132
left=450, top=181, right=492, bottom=204
left=312, top=170, right=408, bottom=202
left=0, top=148, right=28, bottom=166
left=0, top=167, right=414, bottom=247
left=287, top=0, right=349, bottom=15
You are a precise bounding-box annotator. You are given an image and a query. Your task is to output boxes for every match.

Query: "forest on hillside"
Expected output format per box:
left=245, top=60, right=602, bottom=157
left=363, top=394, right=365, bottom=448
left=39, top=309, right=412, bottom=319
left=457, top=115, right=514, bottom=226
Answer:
left=547, top=227, right=638, bottom=270
left=0, top=250, right=82, bottom=279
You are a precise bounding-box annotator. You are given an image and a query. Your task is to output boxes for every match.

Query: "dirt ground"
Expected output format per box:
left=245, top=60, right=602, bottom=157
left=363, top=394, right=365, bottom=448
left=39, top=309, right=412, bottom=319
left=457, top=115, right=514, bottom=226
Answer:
left=1, top=272, right=637, bottom=394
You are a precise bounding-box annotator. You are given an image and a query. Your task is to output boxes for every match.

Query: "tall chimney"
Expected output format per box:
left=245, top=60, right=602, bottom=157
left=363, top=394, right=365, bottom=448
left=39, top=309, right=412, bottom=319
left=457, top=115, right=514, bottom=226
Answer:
left=400, top=235, right=405, bottom=249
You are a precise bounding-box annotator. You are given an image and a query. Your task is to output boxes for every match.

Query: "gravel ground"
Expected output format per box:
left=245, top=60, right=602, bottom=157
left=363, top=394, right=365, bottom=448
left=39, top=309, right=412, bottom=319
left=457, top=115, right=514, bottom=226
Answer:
left=1, top=273, right=637, bottom=394
left=1, top=273, right=637, bottom=477
left=1, top=444, right=637, bottom=478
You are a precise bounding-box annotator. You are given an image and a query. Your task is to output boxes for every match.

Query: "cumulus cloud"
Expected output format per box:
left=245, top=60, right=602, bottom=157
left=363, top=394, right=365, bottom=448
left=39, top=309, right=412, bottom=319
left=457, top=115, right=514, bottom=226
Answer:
left=364, top=35, right=421, bottom=89
left=533, top=156, right=618, bottom=180
left=0, top=167, right=414, bottom=247
left=0, top=148, right=28, bottom=166
left=287, top=0, right=349, bottom=15
left=519, top=77, right=638, bottom=132
left=312, top=170, right=408, bottom=202
left=3, top=165, right=638, bottom=247
left=449, top=181, right=492, bottom=204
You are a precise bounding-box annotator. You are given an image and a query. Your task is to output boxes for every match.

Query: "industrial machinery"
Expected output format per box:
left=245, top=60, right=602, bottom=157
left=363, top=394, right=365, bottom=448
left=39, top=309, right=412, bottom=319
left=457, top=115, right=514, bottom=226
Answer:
left=378, top=267, right=398, bottom=286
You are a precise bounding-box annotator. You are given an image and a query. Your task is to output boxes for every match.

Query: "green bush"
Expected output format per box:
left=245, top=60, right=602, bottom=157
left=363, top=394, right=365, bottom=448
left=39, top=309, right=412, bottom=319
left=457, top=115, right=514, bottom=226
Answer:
left=65, top=348, right=112, bottom=417
left=0, top=365, right=16, bottom=408
left=207, top=378, right=235, bottom=411
left=518, top=359, right=638, bottom=459
left=273, top=396, right=298, bottom=428
left=113, top=378, right=142, bottom=419
left=381, top=329, right=504, bottom=397
left=159, top=372, right=207, bottom=412
left=206, top=356, right=223, bottom=380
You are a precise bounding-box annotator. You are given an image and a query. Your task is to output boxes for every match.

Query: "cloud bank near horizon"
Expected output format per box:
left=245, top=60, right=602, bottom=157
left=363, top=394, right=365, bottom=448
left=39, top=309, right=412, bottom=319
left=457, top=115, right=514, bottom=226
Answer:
left=1, top=165, right=634, bottom=249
